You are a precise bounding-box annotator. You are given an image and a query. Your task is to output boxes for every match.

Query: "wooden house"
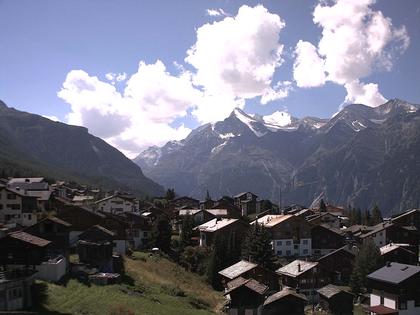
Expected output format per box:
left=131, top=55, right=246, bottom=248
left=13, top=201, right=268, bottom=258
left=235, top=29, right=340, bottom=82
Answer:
left=196, top=218, right=249, bottom=247
left=366, top=262, right=420, bottom=315
left=311, top=224, right=346, bottom=257
left=380, top=243, right=418, bottom=265
left=234, top=192, right=260, bottom=216
left=317, top=284, right=354, bottom=315
left=0, top=268, right=37, bottom=311
left=317, top=245, right=357, bottom=285
left=276, top=259, right=327, bottom=303
left=219, top=260, right=279, bottom=291
left=263, top=287, right=307, bottom=315
left=224, top=277, right=268, bottom=315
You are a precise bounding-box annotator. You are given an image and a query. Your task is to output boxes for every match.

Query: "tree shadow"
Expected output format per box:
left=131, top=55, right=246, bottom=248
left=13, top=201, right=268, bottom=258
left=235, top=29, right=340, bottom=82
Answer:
left=31, top=281, right=72, bottom=315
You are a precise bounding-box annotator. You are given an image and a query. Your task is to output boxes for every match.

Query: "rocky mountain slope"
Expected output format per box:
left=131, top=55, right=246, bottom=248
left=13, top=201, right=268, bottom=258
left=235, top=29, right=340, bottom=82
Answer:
left=134, top=99, right=420, bottom=214
left=0, top=100, right=163, bottom=197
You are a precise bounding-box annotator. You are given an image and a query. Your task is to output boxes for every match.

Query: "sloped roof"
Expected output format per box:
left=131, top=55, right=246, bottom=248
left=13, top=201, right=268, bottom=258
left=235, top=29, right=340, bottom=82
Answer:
left=317, top=284, right=353, bottom=299
left=178, top=209, right=201, bottom=216
left=367, top=262, right=420, bottom=284
left=218, top=260, right=258, bottom=280
left=206, top=209, right=228, bottom=216
left=264, top=287, right=307, bottom=306
left=252, top=214, right=293, bottom=228
left=9, top=231, right=51, bottom=247
left=364, top=305, right=398, bottom=315
left=380, top=243, right=412, bottom=255
left=41, top=216, right=72, bottom=227
left=224, top=277, right=268, bottom=295
left=196, top=218, right=239, bottom=232
left=276, top=260, right=318, bottom=277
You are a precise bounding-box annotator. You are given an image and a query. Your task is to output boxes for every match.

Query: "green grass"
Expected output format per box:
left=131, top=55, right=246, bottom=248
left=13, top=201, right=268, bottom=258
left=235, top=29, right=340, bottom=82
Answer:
left=34, top=252, right=224, bottom=315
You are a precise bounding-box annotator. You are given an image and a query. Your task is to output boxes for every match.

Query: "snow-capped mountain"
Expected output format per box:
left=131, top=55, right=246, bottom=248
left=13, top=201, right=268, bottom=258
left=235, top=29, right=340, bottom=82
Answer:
left=134, top=99, right=420, bottom=215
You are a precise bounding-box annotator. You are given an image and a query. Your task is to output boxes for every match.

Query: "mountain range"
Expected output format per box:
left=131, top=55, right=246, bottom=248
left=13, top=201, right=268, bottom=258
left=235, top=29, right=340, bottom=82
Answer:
left=134, top=99, right=420, bottom=215
left=0, top=100, right=163, bottom=197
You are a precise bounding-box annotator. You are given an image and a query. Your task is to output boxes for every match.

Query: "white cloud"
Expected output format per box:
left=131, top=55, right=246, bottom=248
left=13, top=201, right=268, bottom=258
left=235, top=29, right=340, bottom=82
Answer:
left=206, top=8, right=228, bottom=17
left=260, top=81, right=293, bottom=105
left=187, top=5, right=286, bottom=121
left=293, top=40, right=326, bottom=88
left=293, top=0, right=410, bottom=107
left=58, top=61, right=198, bottom=158
left=105, top=72, right=127, bottom=85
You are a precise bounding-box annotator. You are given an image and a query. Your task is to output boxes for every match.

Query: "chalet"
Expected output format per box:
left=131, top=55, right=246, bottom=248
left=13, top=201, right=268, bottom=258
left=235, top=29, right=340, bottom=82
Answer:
left=178, top=209, right=229, bottom=227
left=0, top=231, right=50, bottom=266
left=219, top=260, right=279, bottom=291
left=293, top=208, right=316, bottom=219
left=276, top=260, right=327, bottom=303
left=0, top=184, right=38, bottom=227
left=317, top=284, right=353, bottom=315
left=72, top=195, right=95, bottom=206
left=77, top=225, right=114, bottom=271
left=307, top=212, right=341, bottom=229
left=120, top=212, right=152, bottom=249
left=391, top=209, right=420, bottom=231
left=196, top=218, right=249, bottom=247
left=0, top=268, right=37, bottom=311
left=25, top=216, right=72, bottom=258
left=211, top=201, right=242, bottom=219
left=359, top=221, right=418, bottom=248
left=234, top=192, right=260, bottom=216
left=263, top=287, right=307, bottom=315
left=311, top=224, right=346, bottom=257
left=7, top=177, right=52, bottom=211
left=200, top=199, right=215, bottom=210
left=56, top=204, right=107, bottom=245
left=170, top=196, right=199, bottom=209
left=366, top=262, right=420, bottom=315
left=380, top=243, right=418, bottom=265
left=224, top=277, right=268, bottom=315
left=252, top=215, right=312, bottom=257
left=317, top=245, right=357, bottom=285
left=95, top=193, right=138, bottom=214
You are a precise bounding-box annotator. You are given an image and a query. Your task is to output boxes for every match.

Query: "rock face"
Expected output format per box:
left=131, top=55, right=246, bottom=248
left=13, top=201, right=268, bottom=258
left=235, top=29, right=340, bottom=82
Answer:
left=0, top=100, right=163, bottom=197
left=134, top=99, right=420, bottom=215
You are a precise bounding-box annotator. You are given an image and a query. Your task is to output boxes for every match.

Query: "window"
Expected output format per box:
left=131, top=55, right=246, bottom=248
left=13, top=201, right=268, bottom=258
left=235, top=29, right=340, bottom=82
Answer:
left=399, top=301, right=407, bottom=310
left=286, top=250, right=291, bottom=256
left=277, top=250, right=282, bottom=255
left=28, top=214, right=32, bottom=220
left=143, top=231, right=148, bottom=237
left=7, top=193, right=16, bottom=200
left=380, top=296, right=384, bottom=305
left=276, top=240, right=282, bottom=246
left=133, top=230, right=139, bottom=237
left=294, top=245, right=298, bottom=250
left=286, top=240, right=291, bottom=246
left=8, top=204, right=20, bottom=210
left=0, top=204, right=2, bottom=209
left=303, top=249, right=308, bottom=255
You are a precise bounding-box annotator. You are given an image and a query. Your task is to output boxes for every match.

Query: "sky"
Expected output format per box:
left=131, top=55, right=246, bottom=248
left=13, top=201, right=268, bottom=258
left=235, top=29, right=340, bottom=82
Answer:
left=1, top=0, right=419, bottom=158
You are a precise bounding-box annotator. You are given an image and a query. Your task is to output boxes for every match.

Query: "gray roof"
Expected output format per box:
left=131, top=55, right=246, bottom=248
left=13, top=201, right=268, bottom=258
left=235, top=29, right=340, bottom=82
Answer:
left=264, top=287, right=307, bottom=306
left=224, top=277, right=268, bottom=295
left=218, top=260, right=258, bottom=280
left=367, top=262, right=420, bottom=284
left=276, top=260, right=318, bottom=277
left=317, top=284, right=353, bottom=299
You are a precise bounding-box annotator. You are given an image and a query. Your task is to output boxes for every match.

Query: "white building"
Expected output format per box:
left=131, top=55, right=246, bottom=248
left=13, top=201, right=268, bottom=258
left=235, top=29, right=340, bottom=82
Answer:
left=367, top=262, right=420, bottom=315
left=252, top=215, right=312, bottom=257
left=95, top=194, right=138, bottom=214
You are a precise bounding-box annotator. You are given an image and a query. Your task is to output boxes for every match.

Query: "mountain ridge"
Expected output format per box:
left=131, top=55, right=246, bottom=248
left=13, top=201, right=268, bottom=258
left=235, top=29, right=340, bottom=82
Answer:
left=134, top=99, right=420, bottom=215
left=0, top=101, right=164, bottom=197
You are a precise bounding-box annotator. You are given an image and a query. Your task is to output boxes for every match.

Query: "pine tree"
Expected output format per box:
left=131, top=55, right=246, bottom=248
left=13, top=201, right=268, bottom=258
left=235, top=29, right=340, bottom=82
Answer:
left=319, top=199, right=327, bottom=212
left=350, top=239, right=383, bottom=294
left=153, top=219, right=172, bottom=253
left=205, top=190, right=211, bottom=201
left=241, top=223, right=276, bottom=270
left=206, top=234, right=227, bottom=290
left=362, top=209, right=372, bottom=226
left=371, top=205, right=383, bottom=225
left=165, top=188, right=176, bottom=201
left=180, top=215, right=194, bottom=249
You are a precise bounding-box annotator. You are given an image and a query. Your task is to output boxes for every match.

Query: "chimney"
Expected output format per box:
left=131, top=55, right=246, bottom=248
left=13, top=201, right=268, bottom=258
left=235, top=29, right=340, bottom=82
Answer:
left=298, top=262, right=301, bottom=272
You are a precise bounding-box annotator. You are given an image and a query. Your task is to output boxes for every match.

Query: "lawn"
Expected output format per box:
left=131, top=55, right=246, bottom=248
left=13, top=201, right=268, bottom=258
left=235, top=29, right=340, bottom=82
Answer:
left=33, top=251, right=224, bottom=315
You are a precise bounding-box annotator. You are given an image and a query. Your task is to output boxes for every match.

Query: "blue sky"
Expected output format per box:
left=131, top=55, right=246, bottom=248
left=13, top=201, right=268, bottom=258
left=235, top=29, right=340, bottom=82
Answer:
left=1, top=0, right=419, bottom=157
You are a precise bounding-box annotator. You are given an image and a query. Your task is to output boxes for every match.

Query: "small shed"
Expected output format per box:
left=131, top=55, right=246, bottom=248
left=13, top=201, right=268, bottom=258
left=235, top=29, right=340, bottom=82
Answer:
left=317, top=284, right=353, bottom=315
left=263, top=287, right=307, bottom=315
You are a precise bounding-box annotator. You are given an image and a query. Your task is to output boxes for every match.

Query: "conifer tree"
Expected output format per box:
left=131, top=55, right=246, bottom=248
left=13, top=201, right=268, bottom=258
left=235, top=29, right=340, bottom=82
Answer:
left=371, top=205, right=383, bottom=225
left=180, top=215, right=194, bottom=249
left=319, top=199, right=327, bottom=212
left=350, top=239, right=383, bottom=294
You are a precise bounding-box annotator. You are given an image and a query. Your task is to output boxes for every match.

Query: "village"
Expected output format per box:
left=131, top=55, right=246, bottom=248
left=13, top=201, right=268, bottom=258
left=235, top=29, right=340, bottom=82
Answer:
left=0, top=177, right=419, bottom=315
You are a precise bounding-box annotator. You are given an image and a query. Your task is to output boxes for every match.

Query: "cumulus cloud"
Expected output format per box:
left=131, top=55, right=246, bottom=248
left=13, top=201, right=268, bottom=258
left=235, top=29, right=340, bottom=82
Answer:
left=293, top=40, right=326, bottom=88
left=58, top=61, right=197, bottom=158
left=58, top=5, right=291, bottom=155
left=187, top=5, right=286, bottom=121
left=293, top=0, right=410, bottom=107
